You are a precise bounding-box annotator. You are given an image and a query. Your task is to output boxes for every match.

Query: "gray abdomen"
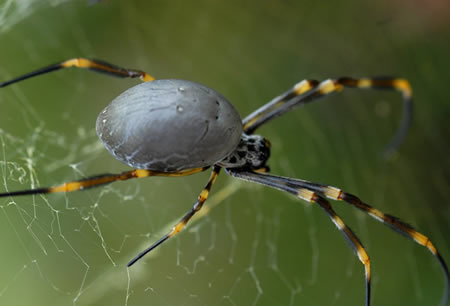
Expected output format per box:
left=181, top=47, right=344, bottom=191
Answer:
left=96, top=79, right=243, bottom=171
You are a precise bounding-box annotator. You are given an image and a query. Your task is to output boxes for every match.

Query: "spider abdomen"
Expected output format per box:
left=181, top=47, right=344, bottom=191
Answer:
left=96, top=79, right=243, bottom=172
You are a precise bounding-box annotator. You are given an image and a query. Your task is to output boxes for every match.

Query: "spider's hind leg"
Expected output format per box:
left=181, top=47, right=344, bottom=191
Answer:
left=0, top=58, right=155, bottom=88
left=127, top=166, right=221, bottom=267
left=0, top=167, right=208, bottom=198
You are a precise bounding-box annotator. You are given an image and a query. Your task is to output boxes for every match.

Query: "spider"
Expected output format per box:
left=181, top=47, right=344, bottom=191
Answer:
left=0, top=58, right=448, bottom=306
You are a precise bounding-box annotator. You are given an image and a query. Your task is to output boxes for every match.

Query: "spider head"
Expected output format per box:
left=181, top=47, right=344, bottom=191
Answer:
left=218, top=133, right=271, bottom=170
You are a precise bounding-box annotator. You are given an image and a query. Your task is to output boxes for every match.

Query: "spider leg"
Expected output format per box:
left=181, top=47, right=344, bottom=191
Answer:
left=226, top=169, right=371, bottom=306
left=243, top=77, right=412, bottom=156
left=242, top=79, right=320, bottom=132
left=127, top=166, right=221, bottom=267
left=0, top=58, right=155, bottom=88
left=238, top=171, right=449, bottom=306
left=314, top=183, right=449, bottom=306
left=0, top=167, right=208, bottom=198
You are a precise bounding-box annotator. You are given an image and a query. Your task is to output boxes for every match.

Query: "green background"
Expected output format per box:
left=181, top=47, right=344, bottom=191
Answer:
left=0, top=1, right=448, bottom=305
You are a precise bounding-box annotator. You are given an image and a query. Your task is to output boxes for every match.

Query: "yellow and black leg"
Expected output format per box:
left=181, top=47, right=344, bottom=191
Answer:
left=0, top=167, right=209, bottom=198
left=0, top=58, right=155, bottom=88
left=320, top=185, right=449, bottom=306
left=242, top=79, right=320, bottom=133
left=242, top=77, right=412, bottom=156
left=127, top=166, right=221, bottom=267
left=312, top=193, right=371, bottom=306
left=234, top=171, right=449, bottom=306
left=226, top=169, right=372, bottom=306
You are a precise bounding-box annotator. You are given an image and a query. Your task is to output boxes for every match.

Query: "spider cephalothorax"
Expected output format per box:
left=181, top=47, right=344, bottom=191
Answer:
left=218, top=133, right=270, bottom=170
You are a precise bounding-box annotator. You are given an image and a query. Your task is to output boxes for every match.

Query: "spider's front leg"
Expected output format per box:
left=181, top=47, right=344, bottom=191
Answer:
left=243, top=77, right=412, bottom=156
left=227, top=169, right=372, bottom=306
left=229, top=170, right=449, bottom=306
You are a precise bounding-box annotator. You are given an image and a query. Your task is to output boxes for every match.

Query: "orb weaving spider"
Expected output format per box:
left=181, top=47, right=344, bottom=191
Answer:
left=0, top=58, right=448, bottom=306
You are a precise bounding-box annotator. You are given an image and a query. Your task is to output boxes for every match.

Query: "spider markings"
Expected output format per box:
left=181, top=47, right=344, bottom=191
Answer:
left=0, top=58, right=448, bottom=306
left=218, top=134, right=270, bottom=170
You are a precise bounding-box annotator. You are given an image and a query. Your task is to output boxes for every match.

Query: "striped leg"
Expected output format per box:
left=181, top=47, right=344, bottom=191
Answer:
left=242, top=79, right=319, bottom=133
left=242, top=77, right=412, bottom=155
left=227, top=169, right=371, bottom=306
left=240, top=172, right=449, bottom=306
left=0, top=167, right=208, bottom=198
left=0, top=58, right=155, bottom=88
left=314, top=194, right=371, bottom=306
left=320, top=185, right=449, bottom=306
left=127, top=166, right=221, bottom=267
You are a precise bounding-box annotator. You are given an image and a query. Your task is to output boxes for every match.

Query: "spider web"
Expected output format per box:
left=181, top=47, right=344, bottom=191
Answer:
left=0, top=1, right=449, bottom=306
